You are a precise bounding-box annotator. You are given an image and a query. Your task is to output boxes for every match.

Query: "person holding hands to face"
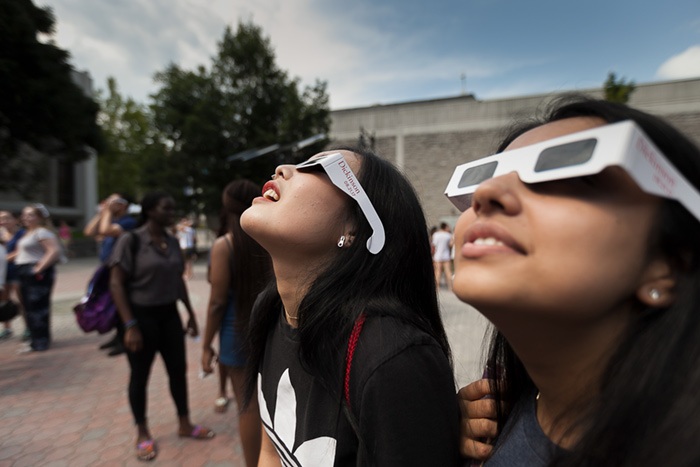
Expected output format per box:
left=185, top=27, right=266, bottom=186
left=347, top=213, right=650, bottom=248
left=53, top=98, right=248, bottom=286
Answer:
left=84, top=193, right=137, bottom=355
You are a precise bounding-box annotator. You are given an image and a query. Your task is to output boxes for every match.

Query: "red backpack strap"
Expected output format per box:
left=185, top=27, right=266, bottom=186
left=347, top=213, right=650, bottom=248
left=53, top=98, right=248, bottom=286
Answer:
left=344, top=313, right=367, bottom=409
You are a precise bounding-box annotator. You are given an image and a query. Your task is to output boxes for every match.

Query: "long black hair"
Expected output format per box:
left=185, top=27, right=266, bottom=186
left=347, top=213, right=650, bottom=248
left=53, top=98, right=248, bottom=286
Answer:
left=244, top=147, right=450, bottom=404
left=487, top=96, right=700, bottom=466
left=219, top=179, right=272, bottom=338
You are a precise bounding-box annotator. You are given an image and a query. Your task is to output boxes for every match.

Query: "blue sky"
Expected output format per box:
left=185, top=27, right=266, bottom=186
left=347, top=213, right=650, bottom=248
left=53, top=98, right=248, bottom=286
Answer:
left=41, top=0, right=700, bottom=109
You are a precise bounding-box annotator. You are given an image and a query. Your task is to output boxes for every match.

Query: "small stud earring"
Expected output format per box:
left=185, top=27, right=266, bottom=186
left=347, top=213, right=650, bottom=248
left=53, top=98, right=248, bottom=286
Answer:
left=337, top=236, right=345, bottom=248
left=649, top=289, right=661, bottom=300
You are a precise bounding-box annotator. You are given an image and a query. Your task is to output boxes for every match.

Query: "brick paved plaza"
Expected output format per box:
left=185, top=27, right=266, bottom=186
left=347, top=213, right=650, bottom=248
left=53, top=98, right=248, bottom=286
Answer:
left=0, top=257, right=486, bottom=466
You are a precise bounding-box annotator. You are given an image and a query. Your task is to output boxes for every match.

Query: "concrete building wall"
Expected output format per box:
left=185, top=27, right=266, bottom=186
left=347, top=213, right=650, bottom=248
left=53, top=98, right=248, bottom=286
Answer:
left=329, top=78, right=700, bottom=227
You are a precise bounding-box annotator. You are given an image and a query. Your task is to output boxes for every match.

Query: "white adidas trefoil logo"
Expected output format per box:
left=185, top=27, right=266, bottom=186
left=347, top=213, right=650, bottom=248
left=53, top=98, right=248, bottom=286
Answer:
left=258, top=369, right=337, bottom=466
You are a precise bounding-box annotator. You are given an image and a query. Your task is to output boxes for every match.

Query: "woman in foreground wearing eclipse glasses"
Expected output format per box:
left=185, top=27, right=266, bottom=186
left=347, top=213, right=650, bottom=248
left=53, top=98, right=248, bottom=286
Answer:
left=240, top=148, right=461, bottom=466
left=451, top=97, right=700, bottom=466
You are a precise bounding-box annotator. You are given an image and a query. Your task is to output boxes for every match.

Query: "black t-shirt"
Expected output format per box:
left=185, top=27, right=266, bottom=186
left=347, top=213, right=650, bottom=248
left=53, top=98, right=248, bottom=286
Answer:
left=258, top=311, right=461, bottom=467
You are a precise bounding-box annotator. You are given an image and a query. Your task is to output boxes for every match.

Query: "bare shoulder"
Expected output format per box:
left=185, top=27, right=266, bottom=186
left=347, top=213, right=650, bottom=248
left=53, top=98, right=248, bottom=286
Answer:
left=212, top=234, right=232, bottom=254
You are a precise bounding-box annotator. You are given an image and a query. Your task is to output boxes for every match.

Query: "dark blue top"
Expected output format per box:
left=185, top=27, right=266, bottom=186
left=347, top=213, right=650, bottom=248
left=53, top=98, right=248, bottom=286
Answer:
left=6, top=228, right=26, bottom=279
left=100, top=216, right=137, bottom=263
left=484, top=392, right=563, bottom=466
left=6, top=228, right=26, bottom=253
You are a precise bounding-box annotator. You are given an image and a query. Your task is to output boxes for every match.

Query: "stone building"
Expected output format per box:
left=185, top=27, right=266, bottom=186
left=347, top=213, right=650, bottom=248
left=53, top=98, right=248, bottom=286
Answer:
left=329, top=78, right=700, bottom=227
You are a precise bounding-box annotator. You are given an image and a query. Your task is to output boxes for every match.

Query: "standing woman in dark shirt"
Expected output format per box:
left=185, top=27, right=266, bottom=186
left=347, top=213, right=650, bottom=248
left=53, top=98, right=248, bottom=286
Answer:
left=109, top=191, right=214, bottom=462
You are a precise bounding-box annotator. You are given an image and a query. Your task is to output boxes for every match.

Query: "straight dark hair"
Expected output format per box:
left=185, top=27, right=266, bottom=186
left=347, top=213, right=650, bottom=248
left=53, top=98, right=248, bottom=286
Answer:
left=487, top=96, right=700, bottom=466
left=219, top=179, right=272, bottom=338
left=244, top=147, right=451, bottom=405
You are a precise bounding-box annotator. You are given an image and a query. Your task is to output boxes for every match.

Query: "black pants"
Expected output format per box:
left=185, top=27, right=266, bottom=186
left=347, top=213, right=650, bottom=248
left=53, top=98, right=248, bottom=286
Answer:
left=115, top=319, right=125, bottom=345
left=17, top=264, right=55, bottom=351
left=126, top=303, right=188, bottom=425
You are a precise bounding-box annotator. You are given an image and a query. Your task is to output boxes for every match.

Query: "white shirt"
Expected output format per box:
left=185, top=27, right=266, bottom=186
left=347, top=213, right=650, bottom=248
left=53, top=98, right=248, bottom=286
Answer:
left=432, top=230, right=453, bottom=262
left=178, top=226, right=195, bottom=250
left=15, top=228, right=56, bottom=265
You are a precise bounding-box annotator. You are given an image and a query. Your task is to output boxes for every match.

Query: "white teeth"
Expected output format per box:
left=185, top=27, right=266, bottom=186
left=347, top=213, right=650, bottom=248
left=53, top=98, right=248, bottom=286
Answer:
left=263, top=189, right=279, bottom=201
left=473, top=237, right=505, bottom=246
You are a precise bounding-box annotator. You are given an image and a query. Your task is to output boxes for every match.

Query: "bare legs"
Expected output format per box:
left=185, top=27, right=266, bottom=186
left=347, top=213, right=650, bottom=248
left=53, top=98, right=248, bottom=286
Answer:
left=219, top=363, right=261, bottom=467
left=218, top=361, right=228, bottom=399
left=434, top=260, right=453, bottom=292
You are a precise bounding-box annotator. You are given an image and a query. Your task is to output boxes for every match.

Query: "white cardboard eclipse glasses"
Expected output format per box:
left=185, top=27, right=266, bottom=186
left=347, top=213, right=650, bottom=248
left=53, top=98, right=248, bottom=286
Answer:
left=297, top=153, right=386, bottom=254
left=444, top=120, right=700, bottom=222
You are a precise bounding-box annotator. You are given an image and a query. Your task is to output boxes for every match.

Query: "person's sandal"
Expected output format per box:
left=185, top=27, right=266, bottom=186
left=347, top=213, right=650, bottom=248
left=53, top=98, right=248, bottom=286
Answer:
left=214, top=397, right=229, bottom=413
left=180, top=425, right=215, bottom=440
left=136, top=439, right=157, bottom=461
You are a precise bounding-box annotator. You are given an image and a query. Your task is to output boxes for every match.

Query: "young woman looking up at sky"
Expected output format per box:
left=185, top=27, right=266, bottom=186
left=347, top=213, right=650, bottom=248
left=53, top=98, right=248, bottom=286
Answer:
left=240, top=148, right=461, bottom=466
left=451, top=98, right=700, bottom=466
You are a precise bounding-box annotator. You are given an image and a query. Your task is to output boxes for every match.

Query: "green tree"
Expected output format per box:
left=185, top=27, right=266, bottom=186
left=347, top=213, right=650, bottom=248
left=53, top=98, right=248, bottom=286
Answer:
left=604, top=72, right=636, bottom=104
left=150, top=64, right=225, bottom=212
left=150, top=21, right=330, bottom=214
left=0, top=0, right=103, bottom=195
left=96, top=77, right=165, bottom=201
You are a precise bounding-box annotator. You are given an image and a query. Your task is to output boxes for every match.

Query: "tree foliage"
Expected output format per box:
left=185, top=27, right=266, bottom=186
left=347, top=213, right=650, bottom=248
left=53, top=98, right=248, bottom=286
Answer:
left=150, top=22, right=330, bottom=214
left=604, top=72, right=636, bottom=104
left=0, top=0, right=103, bottom=195
left=96, top=77, right=166, bottom=201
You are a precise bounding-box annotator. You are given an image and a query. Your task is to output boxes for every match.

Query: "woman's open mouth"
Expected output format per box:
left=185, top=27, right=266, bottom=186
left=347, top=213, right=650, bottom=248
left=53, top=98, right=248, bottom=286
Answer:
left=262, top=181, right=280, bottom=201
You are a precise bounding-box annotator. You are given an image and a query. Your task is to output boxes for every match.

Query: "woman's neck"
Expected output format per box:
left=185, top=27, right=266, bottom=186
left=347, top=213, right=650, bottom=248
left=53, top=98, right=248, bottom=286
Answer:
left=271, top=258, right=316, bottom=328
left=146, top=221, right=165, bottom=238
left=500, top=310, right=631, bottom=448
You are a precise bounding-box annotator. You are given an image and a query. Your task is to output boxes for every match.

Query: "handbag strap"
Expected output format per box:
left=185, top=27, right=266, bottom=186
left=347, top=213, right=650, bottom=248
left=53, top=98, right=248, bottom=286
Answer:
left=344, top=313, right=367, bottom=409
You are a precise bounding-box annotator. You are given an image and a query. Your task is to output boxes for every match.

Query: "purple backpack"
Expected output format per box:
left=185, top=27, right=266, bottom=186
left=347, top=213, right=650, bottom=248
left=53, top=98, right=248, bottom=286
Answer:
left=73, top=265, right=118, bottom=334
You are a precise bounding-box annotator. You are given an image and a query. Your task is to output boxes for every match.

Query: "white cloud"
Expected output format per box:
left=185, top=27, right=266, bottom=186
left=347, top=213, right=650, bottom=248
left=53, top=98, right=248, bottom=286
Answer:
left=656, top=45, right=700, bottom=80
left=40, top=0, right=553, bottom=108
